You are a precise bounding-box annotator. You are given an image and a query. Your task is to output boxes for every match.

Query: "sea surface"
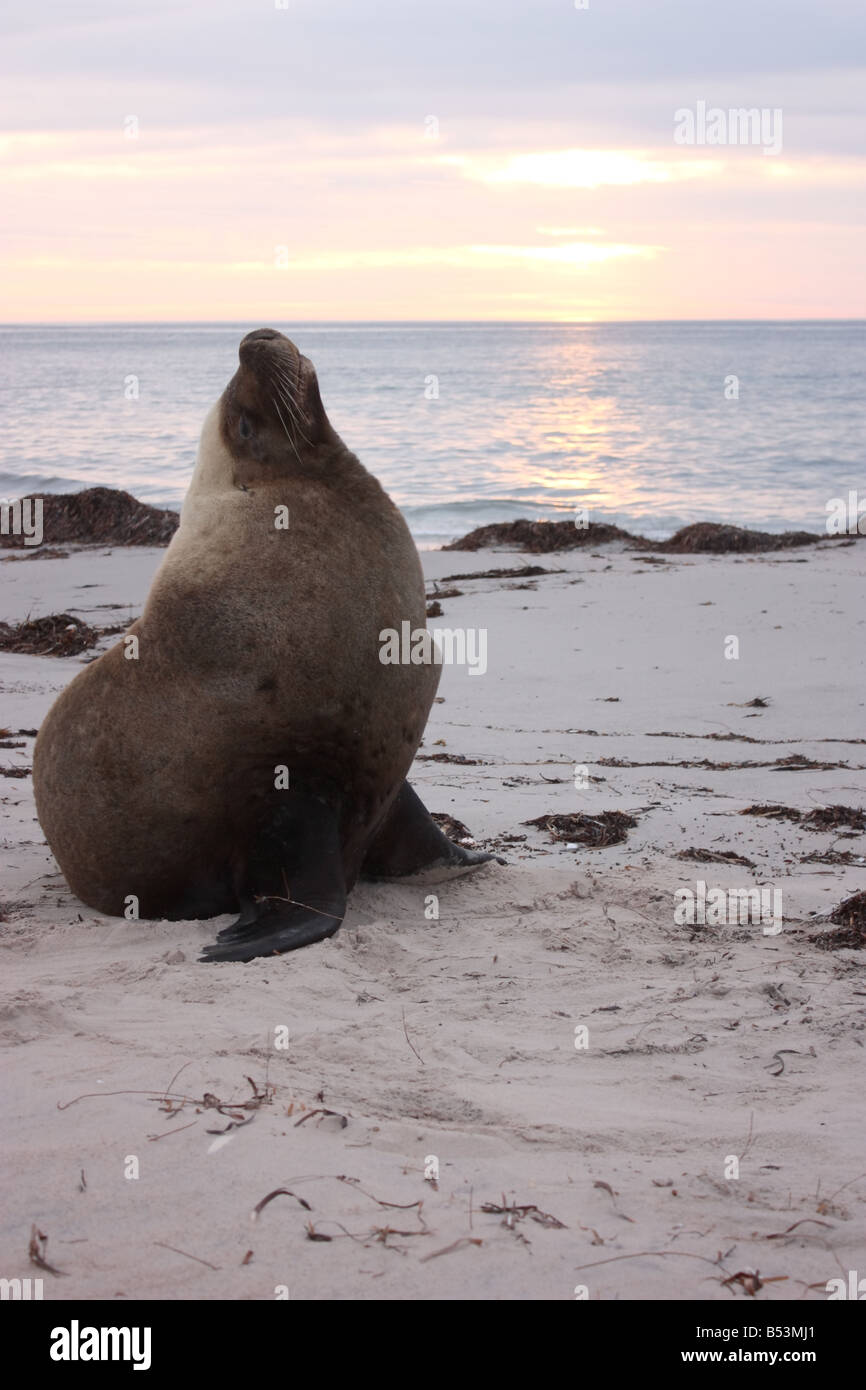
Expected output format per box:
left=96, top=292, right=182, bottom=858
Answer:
left=1, top=322, right=863, bottom=546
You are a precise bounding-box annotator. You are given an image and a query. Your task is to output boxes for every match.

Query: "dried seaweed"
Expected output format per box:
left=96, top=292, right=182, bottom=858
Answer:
left=814, top=891, right=866, bottom=950
left=294, top=1107, right=348, bottom=1128
left=721, top=1270, right=784, bottom=1296
left=523, top=810, right=637, bottom=847
left=420, top=1237, right=483, bottom=1262
left=0, top=613, right=99, bottom=656
left=251, top=1188, right=313, bottom=1220
left=675, top=847, right=756, bottom=868
left=154, top=1240, right=220, bottom=1270
left=802, top=804, right=866, bottom=833
left=417, top=752, right=481, bottom=765
left=800, top=849, right=866, bottom=865
left=0, top=487, right=178, bottom=548
left=29, top=1225, right=67, bottom=1277
left=430, top=812, right=475, bottom=842
left=443, top=518, right=833, bottom=555
left=480, top=1195, right=566, bottom=1229
left=599, top=755, right=856, bottom=771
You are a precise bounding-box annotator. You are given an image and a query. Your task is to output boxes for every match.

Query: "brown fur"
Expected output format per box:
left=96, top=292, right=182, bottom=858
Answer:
left=33, top=330, right=438, bottom=920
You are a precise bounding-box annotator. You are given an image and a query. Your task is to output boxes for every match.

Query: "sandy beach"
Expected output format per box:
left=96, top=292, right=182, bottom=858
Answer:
left=2, top=534, right=865, bottom=1301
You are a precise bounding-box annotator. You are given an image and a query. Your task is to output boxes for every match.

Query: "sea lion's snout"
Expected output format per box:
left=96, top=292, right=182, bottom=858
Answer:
left=242, top=326, right=282, bottom=344
left=239, top=326, right=298, bottom=369
left=219, top=329, right=333, bottom=483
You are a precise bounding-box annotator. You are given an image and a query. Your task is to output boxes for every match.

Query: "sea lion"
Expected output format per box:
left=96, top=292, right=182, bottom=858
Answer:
left=32, top=327, right=497, bottom=962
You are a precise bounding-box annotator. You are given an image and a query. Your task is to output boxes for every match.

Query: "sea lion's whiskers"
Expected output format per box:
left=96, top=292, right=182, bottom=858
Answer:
left=269, top=390, right=291, bottom=438
left=272, top=364, right=302, bottom=401
left=270, top=393, right=305, bottom=468
left=271, top=393, right=305, bottom=468
left=272, top=367, right=309, bottom=427
left=267, top=363, right=302, bottom=417
left=276, top=387, right=313, bottom=450
left=272, top=374, right=313, bottom=449
left=272, top=366, right=308, bottom=422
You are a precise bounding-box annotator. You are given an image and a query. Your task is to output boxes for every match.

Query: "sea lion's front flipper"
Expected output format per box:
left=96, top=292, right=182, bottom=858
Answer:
left=362, top=781, right=504, bottom=880
left=200, top=795, right=346, bottom=963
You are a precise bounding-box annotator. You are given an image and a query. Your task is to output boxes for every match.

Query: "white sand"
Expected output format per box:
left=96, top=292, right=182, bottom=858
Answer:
left=2, top=539, right=865, bottom=1301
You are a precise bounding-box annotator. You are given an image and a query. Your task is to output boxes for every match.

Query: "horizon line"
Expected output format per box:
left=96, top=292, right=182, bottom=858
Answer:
left=1, top=317, right=864, bottom=329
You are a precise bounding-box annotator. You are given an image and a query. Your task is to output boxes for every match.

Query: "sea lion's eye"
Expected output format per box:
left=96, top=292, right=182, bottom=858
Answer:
left=238, top=415, right=252, bottom=440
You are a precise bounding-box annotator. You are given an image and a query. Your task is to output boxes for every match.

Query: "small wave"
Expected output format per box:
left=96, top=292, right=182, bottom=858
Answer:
left=0, top=471, right=97, bottom=497
left=0, top=477, right=806, bottom=548
left=399, top=497, right=697, bottom=546
left=0, top=473, right=183, bottom=511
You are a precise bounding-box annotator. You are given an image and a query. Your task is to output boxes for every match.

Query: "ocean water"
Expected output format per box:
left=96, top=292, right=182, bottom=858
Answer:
left=0, top=322, right=863, bottom=546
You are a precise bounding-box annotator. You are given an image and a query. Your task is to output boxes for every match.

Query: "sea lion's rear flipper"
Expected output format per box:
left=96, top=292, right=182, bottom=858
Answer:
left=199, top=795, right=346, bottom=963
left=362, top=781, right=504, bottom=880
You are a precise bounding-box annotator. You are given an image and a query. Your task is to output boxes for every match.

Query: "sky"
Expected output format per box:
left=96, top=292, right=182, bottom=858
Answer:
left=1, top=0, right=865, bottom=322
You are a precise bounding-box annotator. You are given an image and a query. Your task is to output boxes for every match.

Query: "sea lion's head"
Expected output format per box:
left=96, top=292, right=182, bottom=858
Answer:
left=185, top=328, right=374, bottom=516
left=214, top=328, right=338, bottom=491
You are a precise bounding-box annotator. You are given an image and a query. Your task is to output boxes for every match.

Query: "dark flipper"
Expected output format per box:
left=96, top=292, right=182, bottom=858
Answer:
left=361, top=781, right=504, bottom=880
left=200, top=794, right=346, bottom=963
